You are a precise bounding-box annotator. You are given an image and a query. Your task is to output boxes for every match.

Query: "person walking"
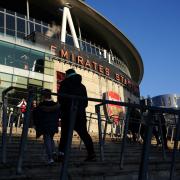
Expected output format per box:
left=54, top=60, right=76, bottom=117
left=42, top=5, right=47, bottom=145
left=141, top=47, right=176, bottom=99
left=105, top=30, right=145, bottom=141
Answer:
left=33, top=89, right=60, bottom=165
left=129, top=107, right=141, bottom=143
left=58, top=68, right=95, bottom=161
left=153, top=113, right=168, bottom=149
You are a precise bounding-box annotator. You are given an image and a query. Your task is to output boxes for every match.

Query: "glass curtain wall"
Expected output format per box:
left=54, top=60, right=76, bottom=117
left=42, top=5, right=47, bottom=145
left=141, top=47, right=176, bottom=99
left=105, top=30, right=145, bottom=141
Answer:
left=0, top=41, right=44, bottom=71
left=0, top=8, right=48, bottom=38
left=0, top=41, right=54, bottom=102
left=0, top=7, right=130, bottom=77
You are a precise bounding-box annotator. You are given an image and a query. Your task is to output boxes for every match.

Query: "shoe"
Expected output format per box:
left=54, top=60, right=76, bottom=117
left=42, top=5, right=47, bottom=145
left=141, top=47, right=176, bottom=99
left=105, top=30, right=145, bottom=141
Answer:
left=48, top=158, right=54, bottom=165
left=84, top=153, right=96, bottom=162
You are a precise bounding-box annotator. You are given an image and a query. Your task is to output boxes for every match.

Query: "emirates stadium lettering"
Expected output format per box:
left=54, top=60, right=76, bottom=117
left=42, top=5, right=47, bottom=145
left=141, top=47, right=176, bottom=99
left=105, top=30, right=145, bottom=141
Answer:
left=51, top=45, right=139, bottom=96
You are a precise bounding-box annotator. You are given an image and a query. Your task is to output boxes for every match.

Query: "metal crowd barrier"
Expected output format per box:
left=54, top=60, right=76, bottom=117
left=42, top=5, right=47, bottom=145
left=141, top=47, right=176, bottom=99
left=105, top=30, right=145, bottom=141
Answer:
left=0, top=86, right=180, bottom=180
left=95, top=101, right=180, bottom=180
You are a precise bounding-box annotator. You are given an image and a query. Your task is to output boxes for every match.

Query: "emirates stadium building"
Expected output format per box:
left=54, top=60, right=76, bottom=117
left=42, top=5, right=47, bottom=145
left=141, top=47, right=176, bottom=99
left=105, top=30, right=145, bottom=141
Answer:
left=0, top=0, right=144, bottom=117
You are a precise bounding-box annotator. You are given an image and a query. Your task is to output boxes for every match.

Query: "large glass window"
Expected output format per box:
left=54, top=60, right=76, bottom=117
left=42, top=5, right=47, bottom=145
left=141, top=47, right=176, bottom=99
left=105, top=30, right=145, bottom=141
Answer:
left=17, top=18, right=25, bottom=38
left=0, top=41, right=45, bottom=72
left=66, top=34, right=74, bottom=46
left=43, top=26, right=48, bottom=35
left=30, top=50, right=45, bottom=73
left=14, top=45, right=30, bottom=70
left=80, top=40, right=86, bottom=51
left=0, top=12, right=4, bottom=33
left=91, top=45, right=96, bottom=55
left=86, top=42, right=92, bottom=54
left=6, top=15, right=15, bottom=36
left=29, top=21, right=34, bottom=34
left=0, top=41, right=15, bottom=66
left=95, top=47, right=100, bottom=56
left=35, top=23, right=41, bottom=33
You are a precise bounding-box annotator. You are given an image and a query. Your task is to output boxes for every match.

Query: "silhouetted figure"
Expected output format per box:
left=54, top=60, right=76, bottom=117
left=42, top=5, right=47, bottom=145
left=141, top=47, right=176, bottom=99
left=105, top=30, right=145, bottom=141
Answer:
left=29, top=100, right=37, bottom=128
left=58, top=69, right=95, bottom=161
left=153, top=113, right=168, bottom=149
left=129, top=107, right=141, bottom=142
left=33, top=89, right=60, bottom=165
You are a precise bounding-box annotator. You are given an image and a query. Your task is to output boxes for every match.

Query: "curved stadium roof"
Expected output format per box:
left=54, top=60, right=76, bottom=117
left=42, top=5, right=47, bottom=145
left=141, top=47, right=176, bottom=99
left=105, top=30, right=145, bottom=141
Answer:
left=0, top=0, right=144, bottom=84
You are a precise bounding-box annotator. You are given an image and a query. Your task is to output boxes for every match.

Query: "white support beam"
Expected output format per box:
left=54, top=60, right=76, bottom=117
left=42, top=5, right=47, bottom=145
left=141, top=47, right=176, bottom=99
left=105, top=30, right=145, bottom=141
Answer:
left=61, top=7, right=80, bottom=49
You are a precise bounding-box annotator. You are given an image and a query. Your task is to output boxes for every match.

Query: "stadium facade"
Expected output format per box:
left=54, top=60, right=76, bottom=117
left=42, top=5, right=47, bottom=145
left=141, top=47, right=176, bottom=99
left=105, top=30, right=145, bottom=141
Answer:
left=0, top=0, right=144, bottom=119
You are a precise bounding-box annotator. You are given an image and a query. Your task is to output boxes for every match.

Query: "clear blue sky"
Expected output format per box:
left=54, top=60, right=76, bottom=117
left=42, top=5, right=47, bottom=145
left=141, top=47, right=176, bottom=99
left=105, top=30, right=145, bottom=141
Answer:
left=85, top=0, right=180, bottom=98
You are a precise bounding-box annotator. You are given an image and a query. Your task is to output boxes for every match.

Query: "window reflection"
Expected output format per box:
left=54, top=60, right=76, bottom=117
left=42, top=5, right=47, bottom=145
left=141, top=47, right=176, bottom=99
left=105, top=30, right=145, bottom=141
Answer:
left=86, top=43, right=91, bottom=54
left=43, top=27, right=48, bottom=34
left=32, top=59, right=44, bottom=73
left=81, top=41, right=86, bottom=51
left=30, top=50, right=44, bottom=73
left=17, top=18, right=25, bottom=38
left=14, top=46, right=30, bottom=70
left=6, top=15, right=15, bottom=36
left=0, top=41, right=15, bottom=66
left=29, top=21, right=34, bottom=34
left=0, top=41, right=45, bottom=73
left=0, top=12, right=4, bottom=33
left=35, top=24, right=41, bottom=33
left=66, top=35, right=74, bottom=46
left=91, top=45, right=96, bottom=55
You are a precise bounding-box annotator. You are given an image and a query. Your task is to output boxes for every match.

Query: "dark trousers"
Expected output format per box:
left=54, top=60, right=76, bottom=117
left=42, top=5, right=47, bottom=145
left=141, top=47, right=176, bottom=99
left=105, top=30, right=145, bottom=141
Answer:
left=58, top=110, right=95, bottom=156
left=43, top=133, right=55, bottom=160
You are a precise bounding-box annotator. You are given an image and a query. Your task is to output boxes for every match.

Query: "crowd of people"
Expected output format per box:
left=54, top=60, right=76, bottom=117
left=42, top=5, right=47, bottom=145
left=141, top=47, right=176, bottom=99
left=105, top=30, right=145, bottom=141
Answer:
left=128, top=107, right=169, bottom=150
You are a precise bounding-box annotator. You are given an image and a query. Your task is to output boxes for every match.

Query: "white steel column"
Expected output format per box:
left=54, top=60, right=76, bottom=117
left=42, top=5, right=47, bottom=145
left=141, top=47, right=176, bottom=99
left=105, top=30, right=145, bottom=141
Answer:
left=61, top=7, right=80, bottom=49
left=103, top=49, right=107, bottom=59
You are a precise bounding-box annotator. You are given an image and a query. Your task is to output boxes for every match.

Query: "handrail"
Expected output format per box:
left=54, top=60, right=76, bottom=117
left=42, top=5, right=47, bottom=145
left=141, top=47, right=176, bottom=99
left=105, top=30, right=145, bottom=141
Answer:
left=0, top=88, right=180, bottom=180
left=1, top=86, right=16, bottom=164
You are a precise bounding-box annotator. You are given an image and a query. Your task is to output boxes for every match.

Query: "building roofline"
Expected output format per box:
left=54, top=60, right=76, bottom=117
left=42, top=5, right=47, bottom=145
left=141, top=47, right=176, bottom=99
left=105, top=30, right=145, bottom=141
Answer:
left=0, top=0, right=144, bottom=84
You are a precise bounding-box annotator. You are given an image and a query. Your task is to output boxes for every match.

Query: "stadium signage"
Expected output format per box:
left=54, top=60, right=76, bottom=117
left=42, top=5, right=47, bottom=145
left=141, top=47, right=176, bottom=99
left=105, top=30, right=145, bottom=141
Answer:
left=49, top=7, right=139, bottom=95
left=51, top=45, right=139, bottom=95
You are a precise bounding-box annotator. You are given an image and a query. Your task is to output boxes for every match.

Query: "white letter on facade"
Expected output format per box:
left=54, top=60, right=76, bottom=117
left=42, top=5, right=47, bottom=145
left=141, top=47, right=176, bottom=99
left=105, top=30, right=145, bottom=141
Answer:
left=61, top=7, right=80, bottom=49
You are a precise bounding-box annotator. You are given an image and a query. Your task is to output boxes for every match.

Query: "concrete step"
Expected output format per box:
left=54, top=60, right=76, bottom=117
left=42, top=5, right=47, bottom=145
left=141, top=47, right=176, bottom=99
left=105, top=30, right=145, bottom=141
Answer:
left=0, top=127, right=180, bottom=180
left=0, top=163, right=180, bottom=180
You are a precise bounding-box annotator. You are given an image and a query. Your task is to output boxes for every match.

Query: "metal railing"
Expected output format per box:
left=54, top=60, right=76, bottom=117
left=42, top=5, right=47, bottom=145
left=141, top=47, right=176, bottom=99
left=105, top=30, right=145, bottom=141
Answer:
left=0, top=87, right=180, bottom=180
left=95, top=101, right=180, bottom=180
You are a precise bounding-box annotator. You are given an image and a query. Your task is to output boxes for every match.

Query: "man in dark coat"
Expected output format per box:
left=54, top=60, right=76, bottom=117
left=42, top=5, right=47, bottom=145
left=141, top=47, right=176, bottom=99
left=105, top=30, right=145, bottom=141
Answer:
left=33, top=89, right=60, bottom=165
left=58, top=69, right=95, bottom=161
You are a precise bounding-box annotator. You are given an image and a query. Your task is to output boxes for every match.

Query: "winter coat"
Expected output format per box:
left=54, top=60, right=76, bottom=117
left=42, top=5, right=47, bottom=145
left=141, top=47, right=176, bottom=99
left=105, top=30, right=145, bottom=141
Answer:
left=33, top=100, right=60, bottom=138
left=58, top=74, right=88, bottom=119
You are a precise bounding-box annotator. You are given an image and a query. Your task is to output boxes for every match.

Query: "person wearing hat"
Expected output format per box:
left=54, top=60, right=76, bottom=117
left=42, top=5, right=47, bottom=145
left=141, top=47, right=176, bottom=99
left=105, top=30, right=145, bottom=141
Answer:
left=58, top=68, right=96, bottom=161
